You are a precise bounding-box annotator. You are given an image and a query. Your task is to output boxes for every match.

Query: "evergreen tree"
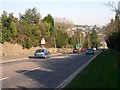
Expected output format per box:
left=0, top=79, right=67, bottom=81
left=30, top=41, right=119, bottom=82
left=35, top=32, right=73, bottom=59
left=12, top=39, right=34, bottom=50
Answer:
left=42, top=14, right=54, bottom=36
left=2, top=12, right=17, bottom=43
left=91, top=27, right=99, bottom=48
left=84, top=32, right=92, bottom=48
left=68, top=35, right=77, bottom=48
left=19, top=7, right=41, bottom=24
left=56, top=30, right=68, bottom=48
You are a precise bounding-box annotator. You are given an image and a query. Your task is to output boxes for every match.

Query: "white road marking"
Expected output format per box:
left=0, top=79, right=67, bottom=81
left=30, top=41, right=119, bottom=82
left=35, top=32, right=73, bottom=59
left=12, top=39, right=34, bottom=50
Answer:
left=55, top=51, right=102, bottom=89
left=22, top=66, right=54, bottom=74
left=0, top=77, right=9, bottom=81
left=22, top=67, right=40, bottom=74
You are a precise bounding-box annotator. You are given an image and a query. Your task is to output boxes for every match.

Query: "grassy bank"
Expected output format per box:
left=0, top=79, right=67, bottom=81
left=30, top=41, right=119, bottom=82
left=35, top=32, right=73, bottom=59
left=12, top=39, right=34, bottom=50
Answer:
left=65, top=49, right=119, bottom=88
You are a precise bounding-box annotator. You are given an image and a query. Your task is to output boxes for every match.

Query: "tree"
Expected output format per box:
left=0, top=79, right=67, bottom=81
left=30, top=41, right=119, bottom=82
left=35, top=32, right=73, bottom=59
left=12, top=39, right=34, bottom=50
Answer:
left=19, top=7, right=41, bottom=24
left=56, top=30, right=68, bottom=48
left=84, top=32, right=92, bottom=48
left=43, top=21, right=51, bottom=37
left=75, top=29, right=85, bottom=48
left=42, top=14, right=54, bottom=36
left=104, top=19, right=117, bottom=39
left=1, top=11, right=7, bottom=27
left=2, top=12, right=17, bottom=43
left=91, top=26, right=99, bottom=48
left=68, top=34, right=77, bottom=48
left=54, top=17, right=74, bottom=34
left=105, top=1, right=120, bottom=51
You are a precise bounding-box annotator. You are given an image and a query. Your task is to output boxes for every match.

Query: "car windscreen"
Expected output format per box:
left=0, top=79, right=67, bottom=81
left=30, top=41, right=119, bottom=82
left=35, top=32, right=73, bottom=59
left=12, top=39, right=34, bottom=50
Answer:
left=36, top=49, right=44, bottom=53
left=87, top=49, right=92, bottom=51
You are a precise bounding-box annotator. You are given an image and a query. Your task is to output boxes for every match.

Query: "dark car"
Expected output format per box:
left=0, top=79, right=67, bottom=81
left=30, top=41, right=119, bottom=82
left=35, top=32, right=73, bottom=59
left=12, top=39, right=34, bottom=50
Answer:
left=86, top=48, right=94, bottom=54
left=34, top=49, right=50, bottom=58
left=73, top=48, right=79, bottom=53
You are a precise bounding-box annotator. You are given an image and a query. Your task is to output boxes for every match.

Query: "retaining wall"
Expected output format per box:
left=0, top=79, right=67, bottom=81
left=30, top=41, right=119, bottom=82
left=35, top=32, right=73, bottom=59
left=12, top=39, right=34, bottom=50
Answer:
left=0, top=42, right=73, bottom=56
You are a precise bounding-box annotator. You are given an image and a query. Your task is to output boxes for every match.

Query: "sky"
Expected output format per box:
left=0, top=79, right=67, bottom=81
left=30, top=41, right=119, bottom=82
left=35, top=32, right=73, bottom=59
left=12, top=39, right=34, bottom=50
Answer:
left=1, top=0, right=119, bottom=26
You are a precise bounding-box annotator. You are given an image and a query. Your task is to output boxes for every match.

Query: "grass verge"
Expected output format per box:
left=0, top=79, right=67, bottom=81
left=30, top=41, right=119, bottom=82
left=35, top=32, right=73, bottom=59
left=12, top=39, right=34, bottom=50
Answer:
left=65, top=49, right=120, bottom=88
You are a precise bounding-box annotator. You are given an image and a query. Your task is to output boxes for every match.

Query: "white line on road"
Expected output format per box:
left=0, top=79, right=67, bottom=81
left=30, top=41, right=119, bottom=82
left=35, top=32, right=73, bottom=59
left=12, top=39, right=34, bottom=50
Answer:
left=55, top=51, right=102, bottom=90
left=22, top=67, right=40, bottom=74
left=0, top=77, right=9, bottom=81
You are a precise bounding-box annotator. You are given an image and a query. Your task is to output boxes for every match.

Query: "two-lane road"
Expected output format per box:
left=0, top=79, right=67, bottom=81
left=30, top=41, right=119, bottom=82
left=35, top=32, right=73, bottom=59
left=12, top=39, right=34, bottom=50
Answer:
left=1, top=50, right=101, bottom=89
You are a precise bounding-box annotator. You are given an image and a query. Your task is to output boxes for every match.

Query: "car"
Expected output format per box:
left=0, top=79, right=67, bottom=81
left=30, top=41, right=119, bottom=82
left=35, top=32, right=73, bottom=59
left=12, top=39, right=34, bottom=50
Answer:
left=80, top=48, right=86, bottom=52
left=93, top=48, right=96, bottom=51
left=34, top=49, right=50, bottom=58
left=86, top=48, right=94, bottom=54
left=73, top=48, right=79, bottom=53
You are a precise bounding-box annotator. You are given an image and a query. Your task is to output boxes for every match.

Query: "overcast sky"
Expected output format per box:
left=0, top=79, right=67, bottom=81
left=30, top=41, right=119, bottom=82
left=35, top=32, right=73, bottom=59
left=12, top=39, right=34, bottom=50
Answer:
left=1, top=0, right=119, bottom=26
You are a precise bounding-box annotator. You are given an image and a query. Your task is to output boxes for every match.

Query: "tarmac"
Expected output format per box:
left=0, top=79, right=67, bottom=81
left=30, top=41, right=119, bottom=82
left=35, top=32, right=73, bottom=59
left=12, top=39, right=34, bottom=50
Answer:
left=0, top=52, right=62, bottom=64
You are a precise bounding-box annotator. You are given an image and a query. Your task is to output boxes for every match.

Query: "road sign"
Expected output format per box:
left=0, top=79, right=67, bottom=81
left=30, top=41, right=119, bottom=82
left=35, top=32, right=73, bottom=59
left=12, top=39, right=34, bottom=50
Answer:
left=41, top=38, right=45, bottom=44
left=75, top=44, right=81, bottom=49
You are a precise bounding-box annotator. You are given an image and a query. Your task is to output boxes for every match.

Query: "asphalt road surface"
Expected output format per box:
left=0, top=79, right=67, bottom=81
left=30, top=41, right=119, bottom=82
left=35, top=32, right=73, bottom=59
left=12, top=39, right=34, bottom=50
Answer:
left=1, top=50, right=100, bottom=89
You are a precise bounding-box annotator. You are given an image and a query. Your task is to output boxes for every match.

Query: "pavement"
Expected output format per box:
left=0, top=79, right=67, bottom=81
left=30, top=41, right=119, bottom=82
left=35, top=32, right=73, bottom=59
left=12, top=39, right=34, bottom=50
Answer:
left=0, top=52, right=63, bottom=63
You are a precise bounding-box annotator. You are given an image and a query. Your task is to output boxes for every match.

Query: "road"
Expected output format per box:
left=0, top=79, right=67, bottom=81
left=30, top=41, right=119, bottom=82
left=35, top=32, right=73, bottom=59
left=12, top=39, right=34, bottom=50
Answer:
left=1, top=50, right=101, bottom=89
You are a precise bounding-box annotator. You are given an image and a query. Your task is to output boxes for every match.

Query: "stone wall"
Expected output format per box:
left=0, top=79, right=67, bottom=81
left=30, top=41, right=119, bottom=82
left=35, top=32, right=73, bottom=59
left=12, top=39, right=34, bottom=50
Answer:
left=0, top=42, right=73, bottom=56
left=0, top=43, right=2, bottom=56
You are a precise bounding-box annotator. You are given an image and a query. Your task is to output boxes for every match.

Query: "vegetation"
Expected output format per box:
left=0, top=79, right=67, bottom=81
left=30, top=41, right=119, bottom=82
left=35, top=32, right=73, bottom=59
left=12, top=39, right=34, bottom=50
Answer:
left=84, top=32, right=92, bottom=48
left=91, top=26, right=100, bottom=48
left=68, top=34, right=77, bottom=48
left=19, top=7, right=41, bottom=24
left=105, top=2, right=120, bottom=51
left=1, top=7, right=101, bottom=49
left=1, top=8, right=73, bottom=49
left=56, top=30, right=68, bottom=48
left=2, top=11, right=17, bottom=43
left=65, top=50, right=119, bottom=88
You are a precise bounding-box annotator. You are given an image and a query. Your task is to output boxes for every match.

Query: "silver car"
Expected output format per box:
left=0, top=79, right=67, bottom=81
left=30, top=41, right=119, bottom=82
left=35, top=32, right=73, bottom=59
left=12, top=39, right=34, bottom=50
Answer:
left=34, top=49, right=50, bottom=58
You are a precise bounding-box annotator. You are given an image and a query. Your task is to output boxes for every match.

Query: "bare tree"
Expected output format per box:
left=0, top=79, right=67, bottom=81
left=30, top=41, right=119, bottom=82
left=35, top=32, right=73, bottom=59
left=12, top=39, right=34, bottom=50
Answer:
left=106, top=1, right=120, bottom=14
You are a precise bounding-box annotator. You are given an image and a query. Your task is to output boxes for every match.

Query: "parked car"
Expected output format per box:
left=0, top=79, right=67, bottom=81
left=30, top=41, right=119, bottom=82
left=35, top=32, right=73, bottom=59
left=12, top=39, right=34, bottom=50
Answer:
left=73, top=48, right=79, bottom=53
left=86, top=48, right=94, bottom=54
left=34, top=49, right=50, bottom=58
left=80, top=48, right=86, bottom=52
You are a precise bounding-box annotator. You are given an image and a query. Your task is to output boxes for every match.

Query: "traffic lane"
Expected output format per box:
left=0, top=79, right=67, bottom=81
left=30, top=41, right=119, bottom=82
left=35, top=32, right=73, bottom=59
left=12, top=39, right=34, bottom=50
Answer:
left=2, top=51, right=99, bottom=79
left=38, top=50, right=100, bottom=88
left=2, top=51, right=100, bottom=88
left=2, top=54, right=70, bottom=78
left=2, top=54, right=74, bottom=88
left=2, top=53, right=75, bottom=78
left=1, top=54, right=72, bottom=82
left=2, top=51, right=99, bottom=87
left=42, top=52, right=100, bottom=88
